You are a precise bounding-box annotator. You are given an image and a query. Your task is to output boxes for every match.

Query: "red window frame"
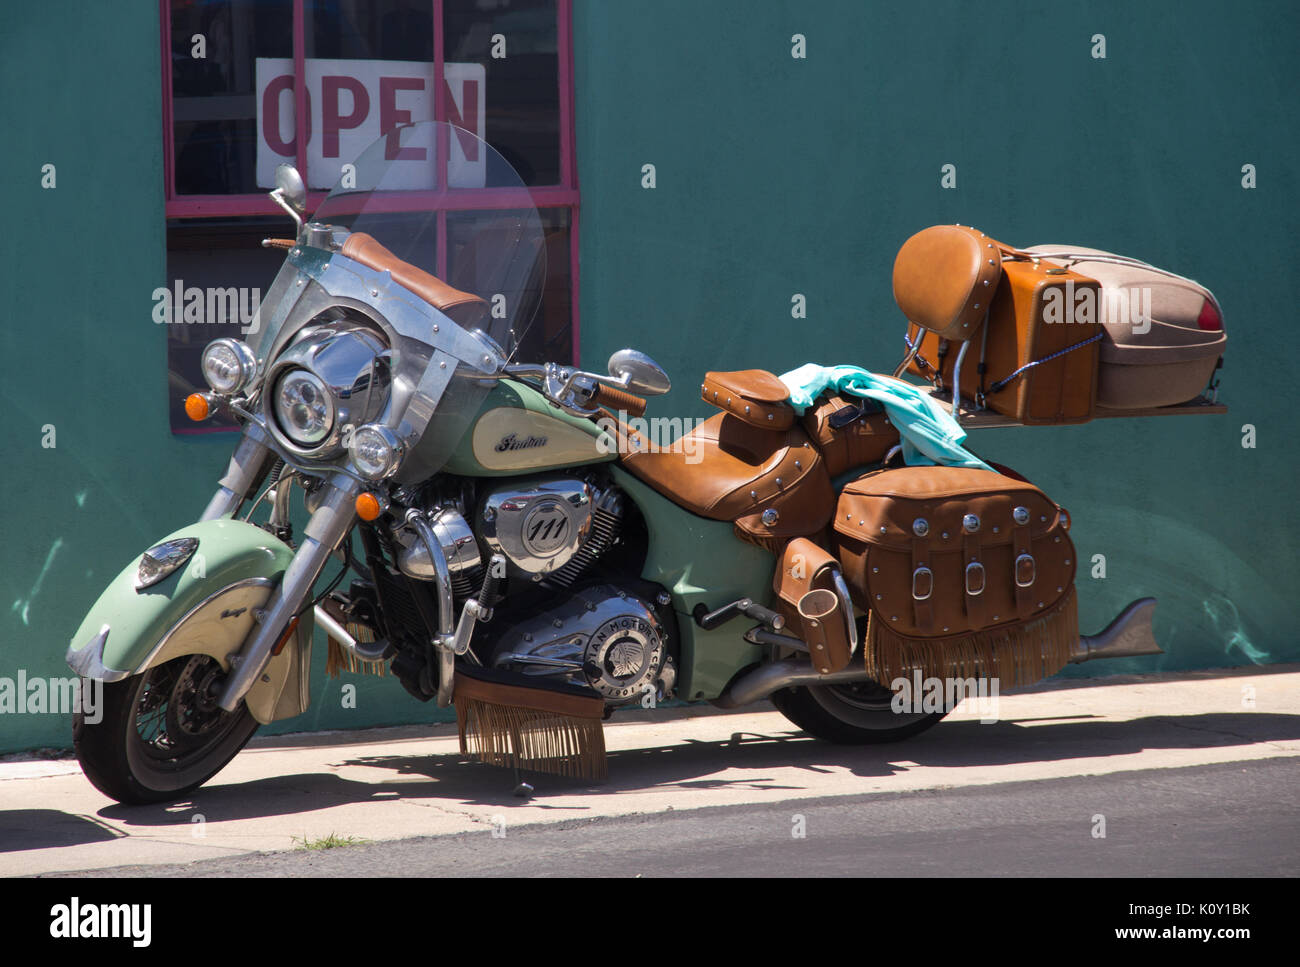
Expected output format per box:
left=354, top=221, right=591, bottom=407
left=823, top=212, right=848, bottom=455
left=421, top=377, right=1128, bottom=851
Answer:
left=159, top=0, right=581, bottom=366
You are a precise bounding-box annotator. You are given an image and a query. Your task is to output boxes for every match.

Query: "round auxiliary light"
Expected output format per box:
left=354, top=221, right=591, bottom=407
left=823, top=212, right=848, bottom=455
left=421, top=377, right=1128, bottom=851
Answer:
left=201, top=338, right=258, bottom=395
left=349, top=424, right=404, bottom=480
left=274, top=369, right=334, bottom=446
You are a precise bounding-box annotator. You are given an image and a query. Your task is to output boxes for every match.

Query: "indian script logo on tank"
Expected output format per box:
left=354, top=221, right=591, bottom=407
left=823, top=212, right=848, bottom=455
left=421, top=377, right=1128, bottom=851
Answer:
left=495, top=433, right=547, bottom=453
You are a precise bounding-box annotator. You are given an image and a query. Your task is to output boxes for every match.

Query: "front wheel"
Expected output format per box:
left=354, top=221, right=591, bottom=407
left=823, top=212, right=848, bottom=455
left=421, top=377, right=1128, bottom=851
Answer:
left=770, top=679, right=948, bottom=744
left=74, top=654, right=259, bottom=804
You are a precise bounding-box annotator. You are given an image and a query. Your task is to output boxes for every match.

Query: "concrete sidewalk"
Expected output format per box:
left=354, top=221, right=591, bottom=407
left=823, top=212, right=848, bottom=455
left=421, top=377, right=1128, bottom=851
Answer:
left=3, top=664, right=1298, bottom=876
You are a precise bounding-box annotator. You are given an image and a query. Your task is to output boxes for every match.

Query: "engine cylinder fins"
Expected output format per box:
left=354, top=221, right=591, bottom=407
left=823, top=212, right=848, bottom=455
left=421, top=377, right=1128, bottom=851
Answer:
left=542, top=487, right=625, bottom=590
left=480, top=478, right=600, bottom=577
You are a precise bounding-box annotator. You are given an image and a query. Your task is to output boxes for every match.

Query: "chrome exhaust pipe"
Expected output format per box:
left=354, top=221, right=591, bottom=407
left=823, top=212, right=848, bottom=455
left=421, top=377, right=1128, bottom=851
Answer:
left=713, top=658, right=873, bottom=709
left=715, top=596, right=1164, bottom=709
left=1070, top=597, right=1164, bottom=663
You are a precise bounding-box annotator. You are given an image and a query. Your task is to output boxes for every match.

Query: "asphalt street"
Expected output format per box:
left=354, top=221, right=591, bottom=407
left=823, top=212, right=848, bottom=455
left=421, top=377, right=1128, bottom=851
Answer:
left=60, top=758, right=1300, bottom=877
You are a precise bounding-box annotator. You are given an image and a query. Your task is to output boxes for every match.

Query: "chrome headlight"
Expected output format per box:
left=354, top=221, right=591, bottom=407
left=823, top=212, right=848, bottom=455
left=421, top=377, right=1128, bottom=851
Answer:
left=274, top=369, right=335, bottom=446
left=349, top=424, right=404, bottom=480
left=201, top=338, right=258, bottom=395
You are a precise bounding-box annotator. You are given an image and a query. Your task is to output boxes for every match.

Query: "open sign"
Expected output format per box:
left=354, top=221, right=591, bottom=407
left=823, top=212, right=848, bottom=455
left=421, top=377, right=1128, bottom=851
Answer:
left=255, top=58, right=486, bottom=190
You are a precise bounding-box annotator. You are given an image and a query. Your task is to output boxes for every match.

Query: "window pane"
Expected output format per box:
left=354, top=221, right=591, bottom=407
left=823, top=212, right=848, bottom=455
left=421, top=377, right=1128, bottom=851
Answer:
left=171, top=0, right=292, bottom=195
left=301, top=1, right=437, bottom=190
left=306, top=0, right=434, bottom=61
left=446, top=207, right=571, bottom=365
left=165, top=218, right=289, bottom=431
left=444, top=0, right=560, bottom=186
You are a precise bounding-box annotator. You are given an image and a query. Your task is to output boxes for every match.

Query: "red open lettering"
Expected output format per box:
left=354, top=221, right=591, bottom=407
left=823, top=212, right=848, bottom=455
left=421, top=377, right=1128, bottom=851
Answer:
left=380, top=77, right=426, bottom=161
left=322, top=76, right=370, bottom=158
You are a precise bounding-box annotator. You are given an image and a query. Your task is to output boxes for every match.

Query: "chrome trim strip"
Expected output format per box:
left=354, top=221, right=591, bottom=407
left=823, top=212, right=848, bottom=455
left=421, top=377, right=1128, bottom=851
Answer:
left=132, top=578, right=275, bottom=675
left=65, top=625, right=131, bottom=683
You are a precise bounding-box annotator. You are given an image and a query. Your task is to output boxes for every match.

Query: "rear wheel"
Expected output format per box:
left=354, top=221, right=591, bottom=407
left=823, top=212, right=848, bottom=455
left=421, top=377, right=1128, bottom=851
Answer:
left=74, top=654, right=259, bottom=804
left=770, top=678, right=948, bottom=744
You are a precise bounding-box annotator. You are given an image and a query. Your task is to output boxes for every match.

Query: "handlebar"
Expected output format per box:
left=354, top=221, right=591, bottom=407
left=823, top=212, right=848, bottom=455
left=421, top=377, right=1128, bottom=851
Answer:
left=592, top=383, right=648, bottom=418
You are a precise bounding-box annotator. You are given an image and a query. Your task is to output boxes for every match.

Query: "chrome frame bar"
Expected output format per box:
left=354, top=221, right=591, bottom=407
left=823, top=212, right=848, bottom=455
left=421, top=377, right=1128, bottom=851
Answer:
left=404, top=509, right=458, bottom=706
left=950, top=339, right=971, bottom=417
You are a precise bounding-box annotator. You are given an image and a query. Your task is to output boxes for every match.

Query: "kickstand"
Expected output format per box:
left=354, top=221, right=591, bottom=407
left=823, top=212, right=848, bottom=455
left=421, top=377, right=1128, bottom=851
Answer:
left=512, top=762, right=534, bottom=799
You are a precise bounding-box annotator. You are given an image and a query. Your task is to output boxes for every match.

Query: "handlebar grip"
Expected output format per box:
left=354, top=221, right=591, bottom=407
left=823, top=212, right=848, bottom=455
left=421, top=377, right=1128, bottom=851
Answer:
left=593, top=383, right=648, bottom=418
left=262, top=238, right=295, bottom=250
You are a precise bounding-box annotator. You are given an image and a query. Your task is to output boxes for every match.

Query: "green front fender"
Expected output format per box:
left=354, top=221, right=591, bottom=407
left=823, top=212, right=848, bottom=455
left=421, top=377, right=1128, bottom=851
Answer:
left=67, top=518, right=313, bottom=724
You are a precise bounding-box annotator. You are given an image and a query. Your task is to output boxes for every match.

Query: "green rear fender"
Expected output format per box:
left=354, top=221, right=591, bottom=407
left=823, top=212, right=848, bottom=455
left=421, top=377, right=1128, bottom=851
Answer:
left=66, top=518, right=313, bottom=724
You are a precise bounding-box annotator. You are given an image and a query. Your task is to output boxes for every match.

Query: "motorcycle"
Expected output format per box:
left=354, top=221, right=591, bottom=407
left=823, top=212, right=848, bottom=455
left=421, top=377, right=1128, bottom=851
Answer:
left=67, top=121, right=1170, bottom=804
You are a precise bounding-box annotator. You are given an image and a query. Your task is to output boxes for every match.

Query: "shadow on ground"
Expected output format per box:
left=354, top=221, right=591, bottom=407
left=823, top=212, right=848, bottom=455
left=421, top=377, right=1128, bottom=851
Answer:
left=0, top=709, right=1284, bottom=845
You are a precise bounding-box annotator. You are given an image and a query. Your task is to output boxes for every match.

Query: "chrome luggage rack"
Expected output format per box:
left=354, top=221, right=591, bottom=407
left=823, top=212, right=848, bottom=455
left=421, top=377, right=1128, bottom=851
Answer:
left=921, top=385, right=1227, bottom=430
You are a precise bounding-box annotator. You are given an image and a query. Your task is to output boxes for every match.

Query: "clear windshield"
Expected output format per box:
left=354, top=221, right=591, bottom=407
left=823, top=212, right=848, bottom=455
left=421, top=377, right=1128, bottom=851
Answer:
left=312, top=120, right=545, bottom=353
left=241, top=122, right=547, bottom=482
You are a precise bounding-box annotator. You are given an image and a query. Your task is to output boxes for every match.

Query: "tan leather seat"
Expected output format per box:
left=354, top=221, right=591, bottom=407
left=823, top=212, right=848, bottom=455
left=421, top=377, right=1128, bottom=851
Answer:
left=341, top=232, right=489, bottom=329
left=620, top=412, right=834, bottom=549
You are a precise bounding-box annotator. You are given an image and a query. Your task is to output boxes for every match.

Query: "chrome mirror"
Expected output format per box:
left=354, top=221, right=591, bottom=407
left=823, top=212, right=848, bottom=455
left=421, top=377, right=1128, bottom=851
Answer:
left=271, top=164, right=308, bottom=231
left=274, top=164, right=307, bottom=213
left=608, top=349, right=671, bottom=396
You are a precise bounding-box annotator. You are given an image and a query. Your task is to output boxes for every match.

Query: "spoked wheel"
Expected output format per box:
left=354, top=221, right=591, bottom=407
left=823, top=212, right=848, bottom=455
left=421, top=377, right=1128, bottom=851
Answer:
left=770, top=678, right=949, bottom=744
left=74, top=654, right=259, bottom=804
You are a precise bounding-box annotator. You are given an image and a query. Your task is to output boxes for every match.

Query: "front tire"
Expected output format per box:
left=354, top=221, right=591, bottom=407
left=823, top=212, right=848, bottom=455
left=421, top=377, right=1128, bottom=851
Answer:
left=74, top=654, right=259, bottom=804
left=770, top=679, right=948, bottom=744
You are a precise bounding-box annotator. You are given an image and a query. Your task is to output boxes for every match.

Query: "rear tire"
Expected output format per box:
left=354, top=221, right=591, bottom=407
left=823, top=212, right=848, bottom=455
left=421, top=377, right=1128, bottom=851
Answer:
left=770, top=679, right=948, bottom=745
left=74, top=654, right=259, bottom=805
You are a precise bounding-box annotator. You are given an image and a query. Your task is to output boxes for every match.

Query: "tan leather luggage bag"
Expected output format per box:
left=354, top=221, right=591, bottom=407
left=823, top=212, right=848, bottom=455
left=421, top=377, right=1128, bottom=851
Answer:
left=832, top=465, right=1078, bottom=688
left=905, top=257, right=1104, bottom=424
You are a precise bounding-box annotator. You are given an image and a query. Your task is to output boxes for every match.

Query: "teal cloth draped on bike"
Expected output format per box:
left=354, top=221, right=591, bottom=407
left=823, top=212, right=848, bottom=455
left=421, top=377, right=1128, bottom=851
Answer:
left=778, top=364, right=993, bottom=471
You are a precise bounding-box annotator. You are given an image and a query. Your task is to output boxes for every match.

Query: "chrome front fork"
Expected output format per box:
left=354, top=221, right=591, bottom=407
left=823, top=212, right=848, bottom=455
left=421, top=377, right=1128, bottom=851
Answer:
left=201, top=423, right=280, bottom=522
left=216, top=470, right=360, bottom=712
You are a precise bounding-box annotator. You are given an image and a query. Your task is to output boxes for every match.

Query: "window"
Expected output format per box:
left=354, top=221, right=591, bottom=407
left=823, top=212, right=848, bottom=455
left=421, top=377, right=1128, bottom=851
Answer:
left=161, top=0, right=578, bottom=432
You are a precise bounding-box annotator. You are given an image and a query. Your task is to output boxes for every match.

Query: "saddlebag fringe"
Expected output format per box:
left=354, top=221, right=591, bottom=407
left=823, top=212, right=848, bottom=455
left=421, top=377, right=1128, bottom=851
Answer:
left=864, top=586, right=1077, bottom=690
left=454, top=674, right=607, bottom=781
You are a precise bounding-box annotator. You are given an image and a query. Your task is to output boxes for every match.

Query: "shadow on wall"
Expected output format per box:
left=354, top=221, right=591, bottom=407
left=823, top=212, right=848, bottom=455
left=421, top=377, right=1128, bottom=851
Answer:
left=1059, top=503, right=1294, bottom=678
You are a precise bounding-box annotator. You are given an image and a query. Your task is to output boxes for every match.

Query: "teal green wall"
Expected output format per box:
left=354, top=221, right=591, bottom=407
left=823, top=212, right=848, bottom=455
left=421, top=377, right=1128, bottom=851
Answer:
left=0, top=3, right=424, bottom=753
left=1, top=1, right=1295, bottom=754
left=574, top=0, right=1300, bottom=678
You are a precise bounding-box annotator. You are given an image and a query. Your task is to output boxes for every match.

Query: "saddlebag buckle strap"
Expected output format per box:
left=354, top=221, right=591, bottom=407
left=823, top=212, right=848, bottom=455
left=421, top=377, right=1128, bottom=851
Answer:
left=912, top=565, right=934, bottom=601
left=1015, top=553, right=1036, bottom=588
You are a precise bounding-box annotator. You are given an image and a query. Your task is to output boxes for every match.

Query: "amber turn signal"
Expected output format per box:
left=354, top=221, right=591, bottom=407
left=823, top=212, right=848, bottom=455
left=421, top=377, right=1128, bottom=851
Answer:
left=184, top=393, right=211, bottom=422
left=355, top=493, right=383, bottom=521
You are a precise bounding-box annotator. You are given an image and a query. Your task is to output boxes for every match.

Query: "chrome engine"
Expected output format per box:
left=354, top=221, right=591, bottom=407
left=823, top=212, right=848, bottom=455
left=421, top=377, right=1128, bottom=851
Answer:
left=490, top=584, right=676, bottom=706
left=389, top=474, right=675, bottom=708
left=479, top=477, right=624, bottom=588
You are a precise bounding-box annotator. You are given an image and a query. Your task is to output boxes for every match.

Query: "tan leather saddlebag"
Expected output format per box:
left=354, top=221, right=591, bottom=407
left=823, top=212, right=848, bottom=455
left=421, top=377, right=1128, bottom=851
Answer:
left=832, top=465, right=1078, bottom=688
left=800, top=393, right=900, bottom=478
left=773, top=538, right=854, bottom=674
